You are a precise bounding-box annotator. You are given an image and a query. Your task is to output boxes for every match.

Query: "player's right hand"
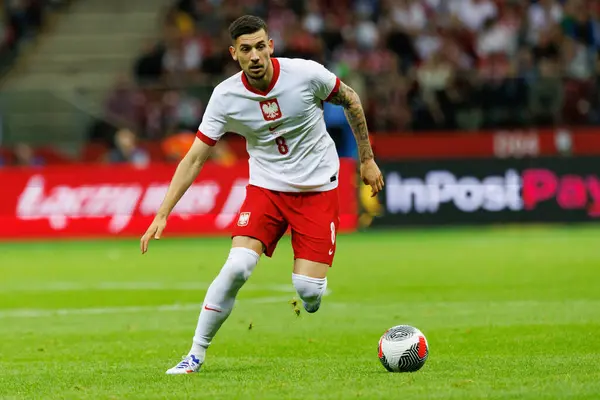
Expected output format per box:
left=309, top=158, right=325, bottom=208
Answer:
left=360, top=158, right=384, bottom=197
left=140, top=216, right=167, bottom=254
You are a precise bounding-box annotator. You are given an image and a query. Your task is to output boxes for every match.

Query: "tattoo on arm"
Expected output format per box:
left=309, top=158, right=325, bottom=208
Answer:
left=327, top=82, right=374, bottom=162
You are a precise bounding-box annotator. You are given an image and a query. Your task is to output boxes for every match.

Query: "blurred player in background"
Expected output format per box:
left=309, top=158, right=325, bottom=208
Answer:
left=140, top=15, right=383, bottom=374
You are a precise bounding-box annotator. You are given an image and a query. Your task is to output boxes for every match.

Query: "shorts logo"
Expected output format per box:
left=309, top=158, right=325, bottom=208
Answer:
left=237, top=212, right=251, bottom=226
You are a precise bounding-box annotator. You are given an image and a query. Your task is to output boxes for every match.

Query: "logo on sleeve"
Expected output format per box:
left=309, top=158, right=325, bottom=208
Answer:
left=260, top=99, right=282, bottom=121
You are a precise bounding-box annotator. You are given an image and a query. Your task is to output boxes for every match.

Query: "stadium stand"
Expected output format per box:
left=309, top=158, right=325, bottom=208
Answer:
left=1, top=0, right=600, bottom=165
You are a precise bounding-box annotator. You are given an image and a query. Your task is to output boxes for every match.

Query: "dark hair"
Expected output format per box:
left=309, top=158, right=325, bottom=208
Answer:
left=228, top=15, right=268, bottom=41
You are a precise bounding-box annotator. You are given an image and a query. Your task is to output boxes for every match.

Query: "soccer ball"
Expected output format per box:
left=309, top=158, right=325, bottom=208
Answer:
left=377, top=325, right=429, bottom=372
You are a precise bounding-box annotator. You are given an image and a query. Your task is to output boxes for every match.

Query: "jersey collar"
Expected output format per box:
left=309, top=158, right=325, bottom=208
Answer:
left=241, top=58, right=280, bottom=96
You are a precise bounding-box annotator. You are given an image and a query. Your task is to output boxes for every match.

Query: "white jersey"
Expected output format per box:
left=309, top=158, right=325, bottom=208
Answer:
left=197, top=57, right=341, bottom=192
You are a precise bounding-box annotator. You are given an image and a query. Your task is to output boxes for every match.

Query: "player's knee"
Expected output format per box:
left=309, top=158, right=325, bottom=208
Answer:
left=222, top=247, right=260, bottom=283
left=292, top=273, right=327, bottom=303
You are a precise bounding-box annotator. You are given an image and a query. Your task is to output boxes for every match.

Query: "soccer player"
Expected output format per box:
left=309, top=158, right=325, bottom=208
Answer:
left=140, top=15, right=384, bottom=374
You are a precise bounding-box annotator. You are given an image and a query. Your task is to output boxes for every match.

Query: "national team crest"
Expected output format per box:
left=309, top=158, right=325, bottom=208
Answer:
left=259, top=99, right=282, bottom=121
left=237, top=212, right=251, bottom=226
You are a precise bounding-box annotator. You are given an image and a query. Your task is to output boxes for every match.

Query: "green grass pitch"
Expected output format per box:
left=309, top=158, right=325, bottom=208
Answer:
left=1, top=226, right=599, bottom=399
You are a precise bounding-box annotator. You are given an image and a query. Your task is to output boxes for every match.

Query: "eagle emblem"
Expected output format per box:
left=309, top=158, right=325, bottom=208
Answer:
left=237, top=212, right=251, bottom=226
left=259, top=99, right=282, bottom=121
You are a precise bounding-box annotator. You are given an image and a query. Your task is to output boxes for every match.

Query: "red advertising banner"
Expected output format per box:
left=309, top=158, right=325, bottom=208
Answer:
left=372, top=127, right=600, bottom=159
left=0, top=160, right=358, bottom=240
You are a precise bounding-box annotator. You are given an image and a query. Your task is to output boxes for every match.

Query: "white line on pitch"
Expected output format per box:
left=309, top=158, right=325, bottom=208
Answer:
left=0, top=296, right=294, bottom=319
left=0, top=282, right=296, bottom=293
left=0, top=289, right=332, bottom=319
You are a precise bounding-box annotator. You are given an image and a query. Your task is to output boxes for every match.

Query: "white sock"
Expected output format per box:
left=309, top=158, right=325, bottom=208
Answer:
left=292, top=273, right=327, bottom=307
left=189, top=247, right=260, bottom=360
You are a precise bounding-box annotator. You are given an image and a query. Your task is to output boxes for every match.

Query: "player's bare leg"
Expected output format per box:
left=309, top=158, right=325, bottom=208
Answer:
left=166, top=236, right=264, bottom=374
left=292, top=259, right=329, bottom=313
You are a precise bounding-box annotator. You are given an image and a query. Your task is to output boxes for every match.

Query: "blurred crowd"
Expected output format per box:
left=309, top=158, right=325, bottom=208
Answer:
left=0, top=1, right=68, bottom=64
left=5, top=0, right=600, bottom=167
left=94, top=0, right=600, bottom=147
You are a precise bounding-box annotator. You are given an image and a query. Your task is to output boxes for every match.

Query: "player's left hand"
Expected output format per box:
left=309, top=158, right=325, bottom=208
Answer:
left=360, top=158, right=384, bottom=197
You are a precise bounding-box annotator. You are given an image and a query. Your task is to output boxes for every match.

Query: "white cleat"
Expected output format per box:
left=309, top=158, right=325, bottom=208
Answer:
left=165, top=354, right=202, bottom=375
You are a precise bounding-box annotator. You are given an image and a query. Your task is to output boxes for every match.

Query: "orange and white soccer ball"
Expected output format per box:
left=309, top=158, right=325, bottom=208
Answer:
left=377, top=325, right=429, bottom=372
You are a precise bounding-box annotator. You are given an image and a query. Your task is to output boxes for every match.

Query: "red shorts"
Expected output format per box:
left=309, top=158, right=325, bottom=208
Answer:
left=231, top=185, right=340, bottom=265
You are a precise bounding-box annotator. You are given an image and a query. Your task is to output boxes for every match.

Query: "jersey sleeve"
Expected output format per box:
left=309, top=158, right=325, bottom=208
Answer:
left=196, top=89, right=228, bottom=146
left=308, top=61, right=341, bottom=102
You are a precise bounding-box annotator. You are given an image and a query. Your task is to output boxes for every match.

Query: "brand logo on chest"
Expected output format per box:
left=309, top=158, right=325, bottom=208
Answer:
left=259, top=98, right=282, bottom=121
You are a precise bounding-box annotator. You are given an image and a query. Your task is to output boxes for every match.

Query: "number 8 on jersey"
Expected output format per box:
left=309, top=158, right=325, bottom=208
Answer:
left=275, top=137, right=288, bottom=155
